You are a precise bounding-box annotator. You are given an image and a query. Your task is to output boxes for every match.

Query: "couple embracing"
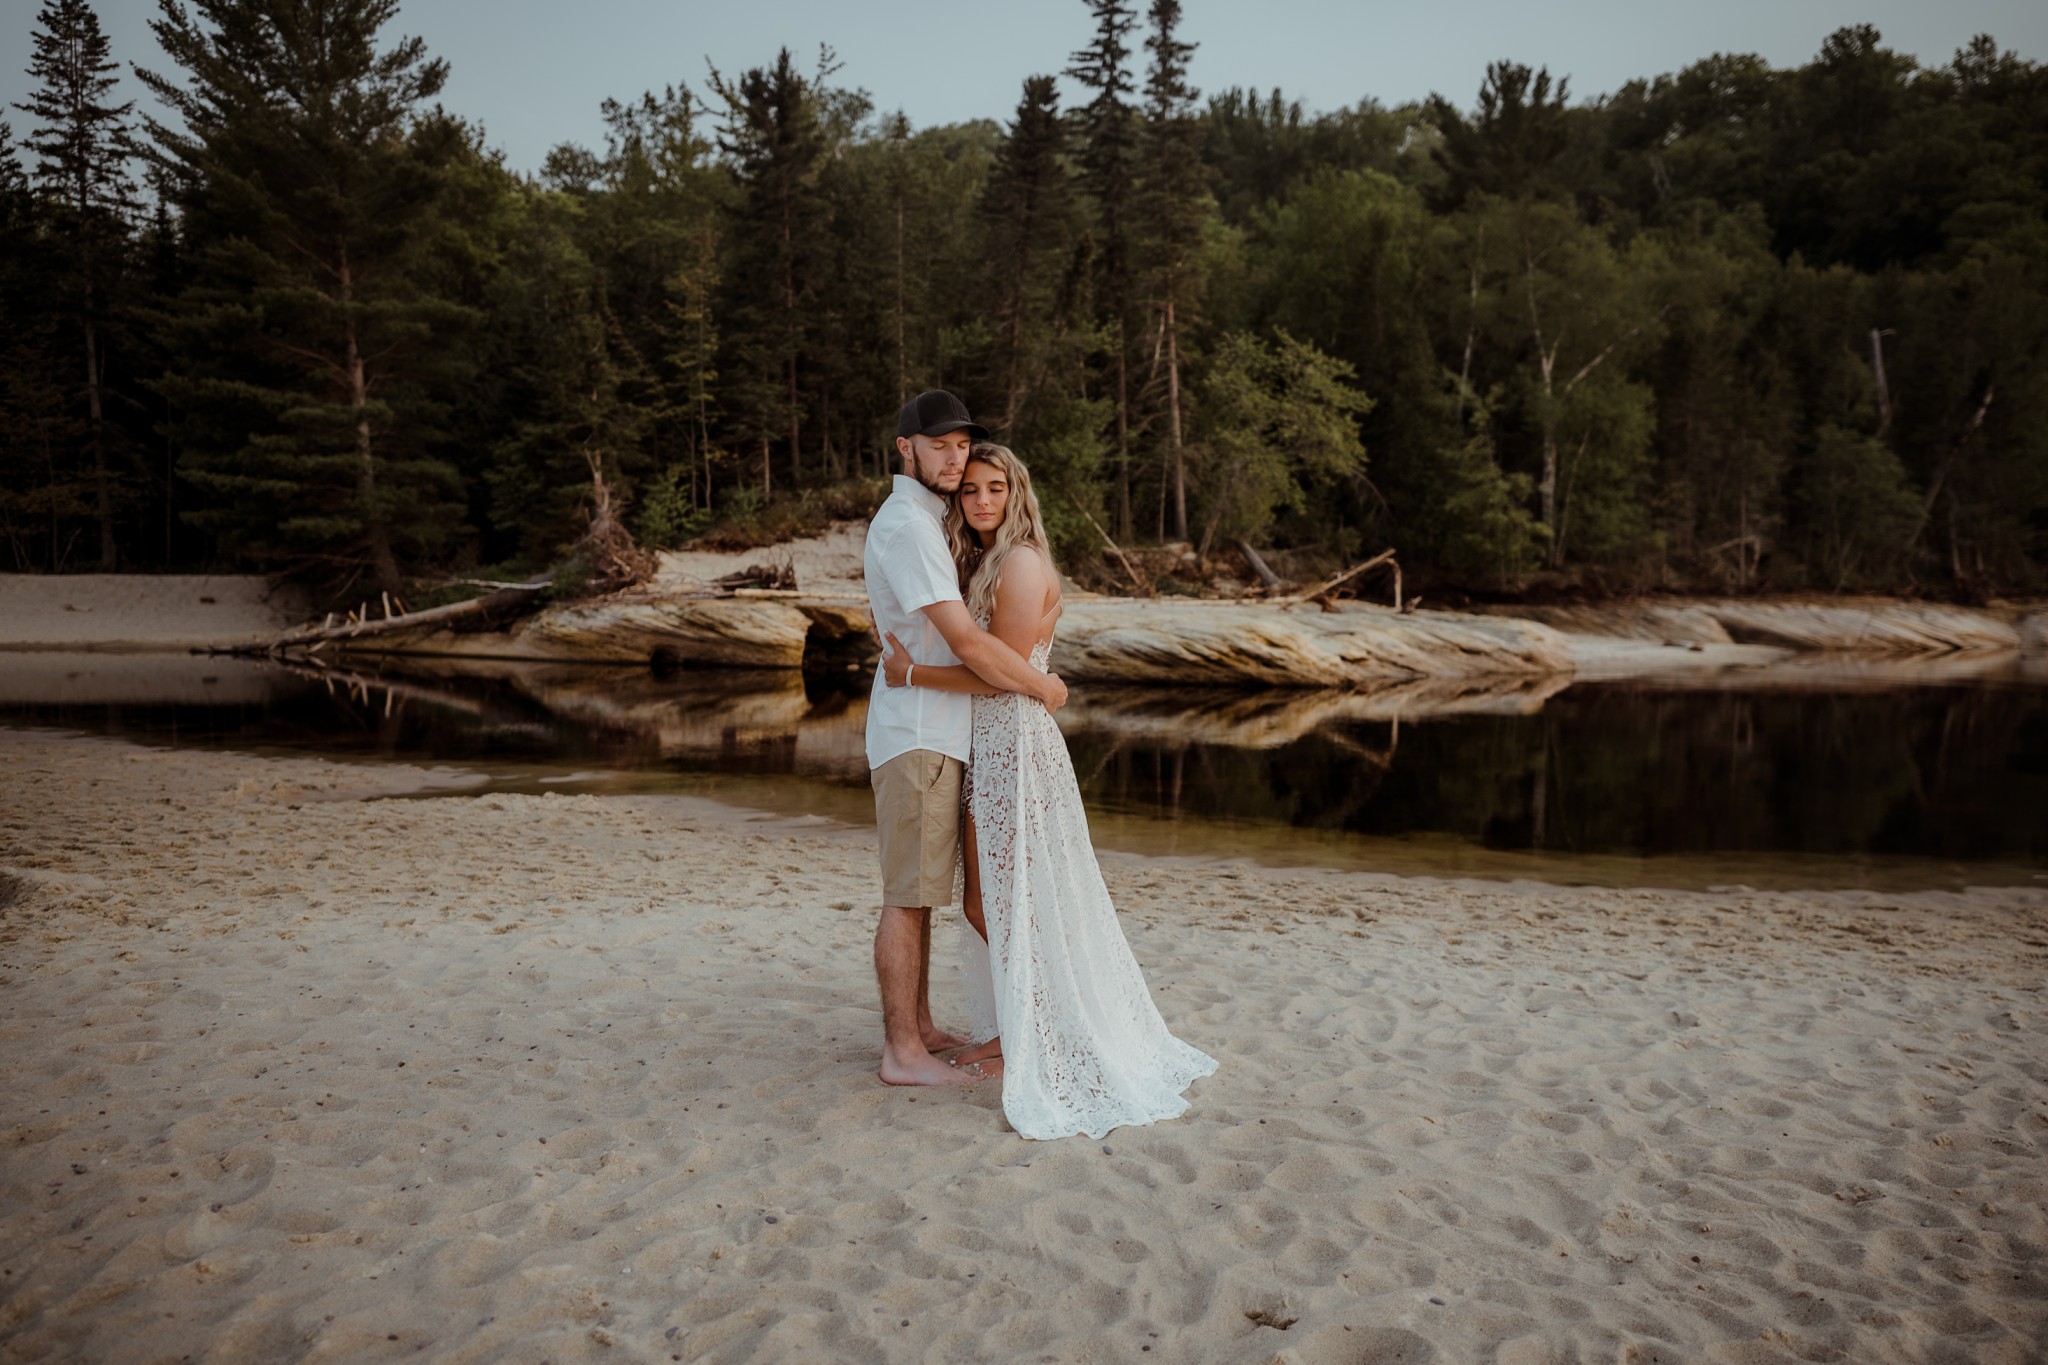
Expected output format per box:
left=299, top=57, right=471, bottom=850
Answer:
left=862, top=389, right=1217, bottom=1141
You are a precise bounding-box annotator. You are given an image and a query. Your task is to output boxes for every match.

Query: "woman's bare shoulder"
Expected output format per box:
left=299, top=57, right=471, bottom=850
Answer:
left=996, top=547, right=1054, bottom=597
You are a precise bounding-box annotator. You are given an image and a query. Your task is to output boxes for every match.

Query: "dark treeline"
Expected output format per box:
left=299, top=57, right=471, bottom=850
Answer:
left=4, top=0, right=2044, bottom=600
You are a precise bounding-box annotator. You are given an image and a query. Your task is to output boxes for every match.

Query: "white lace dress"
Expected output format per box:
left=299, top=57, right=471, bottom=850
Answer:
left=957, top=632, right=1218, bottom=1141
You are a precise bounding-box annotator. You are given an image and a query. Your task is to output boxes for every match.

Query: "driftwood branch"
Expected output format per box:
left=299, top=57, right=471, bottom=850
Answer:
left=263, top=575, right=551, bottom=651
left=712, top=556, right=796, bottom=591
left=1278, top=549, right=1398, bottom=607
left=1235, top=539, right=1285, bottom=592
left=1068, top=494, right=1153, bottom=596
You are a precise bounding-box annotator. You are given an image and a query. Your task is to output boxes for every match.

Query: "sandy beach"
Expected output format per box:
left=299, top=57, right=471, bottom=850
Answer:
left=1, top=726, right=2043, bottom=1363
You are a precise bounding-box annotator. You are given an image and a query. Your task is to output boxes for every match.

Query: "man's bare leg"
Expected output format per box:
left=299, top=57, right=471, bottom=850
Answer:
left=877, top=904, right=977, bottom=1086
left=952, top=813, right=1003, bottom=1069
left=916, top=911, right=969, bottom=1054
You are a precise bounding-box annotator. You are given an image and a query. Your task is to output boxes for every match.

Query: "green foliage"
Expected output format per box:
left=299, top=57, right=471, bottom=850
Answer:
left=1793, top=424, right=1924, bottom=588
left=632, top=463, right=711, bottom=549
left=1201, top=90, right=1417, bottom=224
left=468, top=181, right=645, bottom=564
left=1193, top=329, right=1371, bottom=554
left=1013, top=390, right=1114, bottom=566
left=1067, top=0, right=1144, bottom=534
left=974, top=76, right=1074, bottom=430
left=1425, top=61, right=1574, bottom=208
left=139, top=0, right=477, bottom=593
left=709, top=48, right=841, bottom=491
left=10, top=0, right=142, bottom=569
left=8, top=4, right=2042, bottom=598
left=1420, top=394, right=1549, bottom=583
left=688, top=477, right=886, bottom=553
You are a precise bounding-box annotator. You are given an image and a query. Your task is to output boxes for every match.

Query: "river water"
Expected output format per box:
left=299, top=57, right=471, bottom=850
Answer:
left=5, top=650, right=2043, bottom=891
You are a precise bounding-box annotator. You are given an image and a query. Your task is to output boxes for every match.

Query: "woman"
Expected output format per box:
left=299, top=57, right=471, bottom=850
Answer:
left=880, top=443, right=1216, bottom=1140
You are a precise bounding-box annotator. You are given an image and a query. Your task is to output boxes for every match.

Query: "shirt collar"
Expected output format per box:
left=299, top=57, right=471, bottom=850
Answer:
left=892, top=474, right=948, bottom=520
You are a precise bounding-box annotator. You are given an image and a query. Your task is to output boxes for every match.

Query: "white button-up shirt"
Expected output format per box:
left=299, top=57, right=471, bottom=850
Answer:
left=864, top=475, right=972, bottom=769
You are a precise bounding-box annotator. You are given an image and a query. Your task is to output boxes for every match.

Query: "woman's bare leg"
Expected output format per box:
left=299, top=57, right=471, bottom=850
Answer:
left=962, top=810, right=989, bottom=944
left=952, top=810, right=1003, bottom=1070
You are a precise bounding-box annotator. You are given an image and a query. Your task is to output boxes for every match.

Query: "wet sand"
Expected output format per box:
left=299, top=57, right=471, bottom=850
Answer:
left=1, top=727, right=2043, bottom=1363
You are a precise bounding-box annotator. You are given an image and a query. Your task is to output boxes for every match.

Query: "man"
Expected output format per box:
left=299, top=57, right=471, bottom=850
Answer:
left=863, top=390, right=1068, bottom=1087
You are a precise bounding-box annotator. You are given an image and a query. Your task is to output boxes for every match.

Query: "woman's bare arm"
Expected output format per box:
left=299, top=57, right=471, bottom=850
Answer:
left=984, top=551, right=1055, bottom=663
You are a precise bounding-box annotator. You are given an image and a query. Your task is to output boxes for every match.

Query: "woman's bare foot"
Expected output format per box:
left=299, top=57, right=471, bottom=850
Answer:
left=952, top=1035, right=1003, bottom=1066
left=879, top=1046, right=982, bottom=1087
left=922, top=1025, right=971, bottom=1053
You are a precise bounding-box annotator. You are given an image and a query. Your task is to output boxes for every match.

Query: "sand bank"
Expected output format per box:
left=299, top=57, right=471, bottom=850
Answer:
left=0, top=576, right=307, bottom=652
left=1, top=729, right=2043, bottom=1362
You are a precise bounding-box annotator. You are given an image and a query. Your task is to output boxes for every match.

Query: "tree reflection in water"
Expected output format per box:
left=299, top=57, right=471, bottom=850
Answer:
left=2, top=651, right=2041, bottom=869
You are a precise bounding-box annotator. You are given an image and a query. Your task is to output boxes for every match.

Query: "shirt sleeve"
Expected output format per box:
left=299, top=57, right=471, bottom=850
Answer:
left=878, top=519, right=963, bottom=614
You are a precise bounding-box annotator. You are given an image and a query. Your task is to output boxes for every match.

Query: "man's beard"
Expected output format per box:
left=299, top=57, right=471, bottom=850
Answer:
left=914, top=464, right=953, bottom=497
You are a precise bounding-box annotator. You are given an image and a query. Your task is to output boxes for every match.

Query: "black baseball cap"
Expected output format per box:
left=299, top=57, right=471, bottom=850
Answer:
left=897, top=390, right=989, bottom=442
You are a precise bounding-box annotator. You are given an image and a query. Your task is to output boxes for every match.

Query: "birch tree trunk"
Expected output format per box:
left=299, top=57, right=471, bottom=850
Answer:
left=341, top=251, right=402, bottom=594
left=1522, top=238, right=1561, bottom=557
left=1166, top=295, right=1186, bottom=540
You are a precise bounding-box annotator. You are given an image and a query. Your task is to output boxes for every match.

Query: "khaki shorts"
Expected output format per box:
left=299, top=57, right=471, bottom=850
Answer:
left=870, top=749, right=963, bottom=908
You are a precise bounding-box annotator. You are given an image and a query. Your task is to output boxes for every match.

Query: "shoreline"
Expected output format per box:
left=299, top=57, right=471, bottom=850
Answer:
left=3, top=708, right=2041, bottom=896
left=2, top=728, right=2043, bottom=1361
left=7, top=564, right=2041, bottom=689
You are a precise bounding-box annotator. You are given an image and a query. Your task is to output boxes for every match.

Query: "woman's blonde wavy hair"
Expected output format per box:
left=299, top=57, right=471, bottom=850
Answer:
left=944, top=442, right=1055, bottom=623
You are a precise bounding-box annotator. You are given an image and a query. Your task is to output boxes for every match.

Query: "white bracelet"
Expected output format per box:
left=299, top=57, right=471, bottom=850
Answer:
left=906, top=663, right=915, bottom=688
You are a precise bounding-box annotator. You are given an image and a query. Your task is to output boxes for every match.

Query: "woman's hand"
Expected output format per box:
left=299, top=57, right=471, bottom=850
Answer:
left=881, top=631, right=914, bottom=688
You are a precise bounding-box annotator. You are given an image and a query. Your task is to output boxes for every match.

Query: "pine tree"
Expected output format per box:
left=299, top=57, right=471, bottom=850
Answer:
left=656, top=219, right=722, bottom=513
left=807, top=108, right=978, bottom=481
left=710, top=48, right=828, bottom=498
left=1136, top=0, right=1208, bottom=540
left=1066, top=0, right=1141, bottom=535
left=980, top=75, right=1075, bottom=430
left=0, top=120, right=86, bottom=570
left=584, top=85, right=726, bottom=514
left=1425, top=61, right=1573, bottom=208
left=138, top=0, right=474, bottom=594
left=14, top=0, right=138, bottom=569
left=469, top=177, right=649, bottom=567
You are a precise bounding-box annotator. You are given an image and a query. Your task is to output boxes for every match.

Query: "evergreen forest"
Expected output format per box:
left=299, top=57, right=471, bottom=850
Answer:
left=4, top=0, right=2045, bottom=602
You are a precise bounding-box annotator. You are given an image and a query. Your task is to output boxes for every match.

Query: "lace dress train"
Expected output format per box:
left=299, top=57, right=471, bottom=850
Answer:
left=958, top=637, right=1216, bottom=1141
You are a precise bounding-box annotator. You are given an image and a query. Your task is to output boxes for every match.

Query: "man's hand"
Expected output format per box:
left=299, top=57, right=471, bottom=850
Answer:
left=881, top=631, right=912, bottom=688
left=1037, top=671, right=1068, bottom=713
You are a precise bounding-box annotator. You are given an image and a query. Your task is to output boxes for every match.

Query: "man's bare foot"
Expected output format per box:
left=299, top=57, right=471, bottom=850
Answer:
left=879, top=1047, right=982, bottom=1087
left=921, top=1025, right=971, bottom=1053
left=953, top=1035, right=1002, bottom=1066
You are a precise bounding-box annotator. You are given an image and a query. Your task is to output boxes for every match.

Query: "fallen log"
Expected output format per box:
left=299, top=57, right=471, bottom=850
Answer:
left=1279, top=549, right=1398, bottom=610
left=261, top=575, right=552, bottom=653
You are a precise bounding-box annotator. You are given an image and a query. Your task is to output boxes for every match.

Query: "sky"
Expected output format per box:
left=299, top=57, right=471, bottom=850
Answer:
left=4, top=0, right=2044, bottom=175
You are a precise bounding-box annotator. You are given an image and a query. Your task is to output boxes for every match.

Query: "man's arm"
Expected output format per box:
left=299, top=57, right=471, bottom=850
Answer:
left=880, top=638, right=999, bottom=695
left=920, top=600, right=1068, bottom=712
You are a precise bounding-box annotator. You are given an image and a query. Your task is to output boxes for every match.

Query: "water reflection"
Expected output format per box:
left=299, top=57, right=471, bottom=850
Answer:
left=1072, top=683, right=2047, bottom=864
left=4, top=650, right=2043, bottom=886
